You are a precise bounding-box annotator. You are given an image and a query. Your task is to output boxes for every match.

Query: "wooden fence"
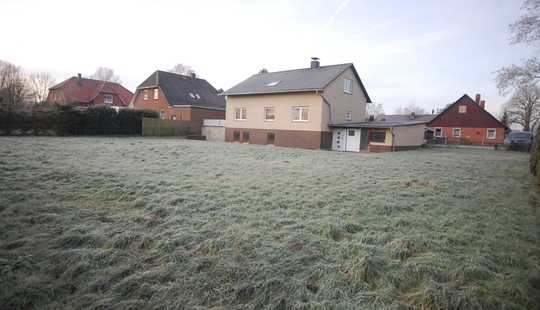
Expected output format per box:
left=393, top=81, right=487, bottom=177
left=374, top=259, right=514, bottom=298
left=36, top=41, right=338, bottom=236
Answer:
left=142, top=118, right=194, bottom=137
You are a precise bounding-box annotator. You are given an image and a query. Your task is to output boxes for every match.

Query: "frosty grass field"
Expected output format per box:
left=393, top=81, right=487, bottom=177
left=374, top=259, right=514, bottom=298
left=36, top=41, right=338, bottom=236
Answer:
left=0, top=137, right=539, bottom=309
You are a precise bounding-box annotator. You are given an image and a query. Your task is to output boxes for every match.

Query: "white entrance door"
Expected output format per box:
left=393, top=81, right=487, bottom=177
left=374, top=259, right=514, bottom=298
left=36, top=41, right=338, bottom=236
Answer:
left=345, top=129, right=361, bottom=152
left=332, top=129, right=347, bottom=151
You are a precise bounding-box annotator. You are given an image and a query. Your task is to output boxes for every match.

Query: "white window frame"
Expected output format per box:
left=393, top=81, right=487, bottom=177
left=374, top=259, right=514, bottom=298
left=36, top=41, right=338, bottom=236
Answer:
left=452, top=128, right=461, bottom=137
left=153, top=88, right=159, bottom=100
left=346, top=111, right=352, bottom=121
left=458, top=105, right=467, bottom=113
left=143, top=90, right=149, bottom=100
left=235, top=107, right=247, bottom=120
left=104, top=94, right=113, bottom=105
left=264, top=107, right=275, bottom=121
left=159, top=109, right=165, bottom=119
left=344, top=79, right=353, bottom=94
left=434, top=127, right=443, bottom=137
left=486, top=128, right=496, bottom=140
left=292, top=106, right=309, bottom=122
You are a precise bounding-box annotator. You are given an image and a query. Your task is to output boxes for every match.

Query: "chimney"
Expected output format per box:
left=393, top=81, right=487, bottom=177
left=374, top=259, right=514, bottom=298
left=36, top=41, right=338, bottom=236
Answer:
left=475, top=93, right=481, bottom=104
left=190, top=72, right=196, bottom=79
left=76, top=73, right=82, bottom=85
left=480, top=100, right=485, bottom=109
left=310, top=57, right=320, bottom=69
left=409, top=112, right=416, bottom=120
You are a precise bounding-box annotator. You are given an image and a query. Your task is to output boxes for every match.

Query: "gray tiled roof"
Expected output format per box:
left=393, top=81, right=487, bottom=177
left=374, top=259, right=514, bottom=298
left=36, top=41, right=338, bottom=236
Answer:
left=222, top=63, right=371, bottom=102
left=377, top=114, right=437, bottom=123
left=138, top=71, right=225, bottom=110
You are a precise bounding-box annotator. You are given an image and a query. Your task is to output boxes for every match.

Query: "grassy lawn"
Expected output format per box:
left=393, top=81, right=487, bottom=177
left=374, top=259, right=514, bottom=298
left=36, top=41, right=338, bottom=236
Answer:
left=0, top=137, right=539, bottom=309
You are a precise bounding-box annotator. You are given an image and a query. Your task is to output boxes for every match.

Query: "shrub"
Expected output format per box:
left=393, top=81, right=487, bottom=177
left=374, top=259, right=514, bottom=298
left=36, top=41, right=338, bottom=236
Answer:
left=531, top=126, right=540, bottom=187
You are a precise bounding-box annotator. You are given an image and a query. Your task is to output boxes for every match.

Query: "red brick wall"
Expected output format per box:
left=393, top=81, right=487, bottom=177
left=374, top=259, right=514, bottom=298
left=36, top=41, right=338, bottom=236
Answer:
left=436, top=127, right=504, bottom=145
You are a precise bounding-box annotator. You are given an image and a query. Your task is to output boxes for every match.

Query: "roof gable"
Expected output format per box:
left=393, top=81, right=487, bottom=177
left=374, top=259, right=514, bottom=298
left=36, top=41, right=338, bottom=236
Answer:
left=49, top=77, right=133, bottom=106
left=428, top=94, right=506, bottom=128
left=222, top=63, right=371, bottom=102
left=137, top=71, right=225, bottom=110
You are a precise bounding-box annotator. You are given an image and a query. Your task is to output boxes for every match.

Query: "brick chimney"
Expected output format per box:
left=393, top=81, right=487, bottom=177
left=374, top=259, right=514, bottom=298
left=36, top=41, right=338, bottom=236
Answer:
left=310, top=57, right=320, bottom=69
left=480, top=100, right=485, bottom=109
left=475, top=93, right=481, bottom=104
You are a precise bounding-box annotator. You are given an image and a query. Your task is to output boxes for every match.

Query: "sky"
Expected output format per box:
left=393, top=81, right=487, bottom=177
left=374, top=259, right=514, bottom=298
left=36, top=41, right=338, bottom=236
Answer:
left=0, top=0, right=535, bottom=116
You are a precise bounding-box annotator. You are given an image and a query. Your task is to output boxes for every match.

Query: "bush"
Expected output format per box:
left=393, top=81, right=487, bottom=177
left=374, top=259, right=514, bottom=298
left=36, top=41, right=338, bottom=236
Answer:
left=531, top=126, right=540, bottom=186
left=0, top=103, right=158, bottom=136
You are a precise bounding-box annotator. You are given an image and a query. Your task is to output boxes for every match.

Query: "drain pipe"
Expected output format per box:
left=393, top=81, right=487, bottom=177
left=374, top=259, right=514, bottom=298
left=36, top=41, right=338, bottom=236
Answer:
left=391, top=127, right=396, bottom=152
left=318, top=91, right=333, bottom=125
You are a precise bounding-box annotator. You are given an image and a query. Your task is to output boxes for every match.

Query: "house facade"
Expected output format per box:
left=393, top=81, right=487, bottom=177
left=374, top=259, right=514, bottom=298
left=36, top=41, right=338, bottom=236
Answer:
left=130, top=71, right=225, bottom=134
left=222, top=58, right=372, bottom=149
left=47, top=74, right=133, bottom=107
left=427, top=94, right=506, bottom=145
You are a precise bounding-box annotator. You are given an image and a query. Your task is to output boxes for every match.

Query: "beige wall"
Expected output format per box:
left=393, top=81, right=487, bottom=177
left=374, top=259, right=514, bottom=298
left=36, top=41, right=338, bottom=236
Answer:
left=224, top=92, right=324, bottom=131
left=322, top=67, right=368, bottom=130
left=393, top=125, right=425, bottom=146
left=202, top=125, right=225, bottom=142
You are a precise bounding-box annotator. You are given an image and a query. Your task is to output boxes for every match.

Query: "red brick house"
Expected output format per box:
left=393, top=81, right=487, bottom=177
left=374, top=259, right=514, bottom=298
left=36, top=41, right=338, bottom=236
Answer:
left=130, top=70, right=225, bottom=134
left=47, top=74, right=133, bottom=107
left=427, top=94, right=506, bottom=145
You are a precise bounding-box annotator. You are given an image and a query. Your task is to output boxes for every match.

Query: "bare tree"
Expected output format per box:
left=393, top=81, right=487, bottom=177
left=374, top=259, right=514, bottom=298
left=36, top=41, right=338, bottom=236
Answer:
left=366, top=102, right=384, bottom=117
left=506, top=83, right=540, bottom=131
left=27, top=72, right=55, bottom=103
left=496, top=57, right=540, bottom=94
left=510, top=0, right=540, bottom=45
left=168, top=64, right=195, bottom=76
left=0, top=60, right=28, bottom=105
left=90, top=67, right=121, bottom=84
left=394, top=103, right=426, bottom=115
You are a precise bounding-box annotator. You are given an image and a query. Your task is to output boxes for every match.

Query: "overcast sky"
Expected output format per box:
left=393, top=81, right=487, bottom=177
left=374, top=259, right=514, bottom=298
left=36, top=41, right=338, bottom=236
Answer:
left=0, top=0, right=534, bottom=115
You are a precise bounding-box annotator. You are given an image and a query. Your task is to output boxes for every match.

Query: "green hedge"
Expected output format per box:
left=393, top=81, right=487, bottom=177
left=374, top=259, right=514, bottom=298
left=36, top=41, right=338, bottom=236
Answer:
left=531, top=126, right=540, bottom=186
left=0, top=104, right=158, bottom=136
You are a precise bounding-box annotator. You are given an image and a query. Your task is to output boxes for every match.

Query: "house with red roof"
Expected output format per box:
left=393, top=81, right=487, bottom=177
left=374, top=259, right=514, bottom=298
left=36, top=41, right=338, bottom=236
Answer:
left=426, top=94, right=507, bottom=146
left=47, top=74, right=133, bottom=108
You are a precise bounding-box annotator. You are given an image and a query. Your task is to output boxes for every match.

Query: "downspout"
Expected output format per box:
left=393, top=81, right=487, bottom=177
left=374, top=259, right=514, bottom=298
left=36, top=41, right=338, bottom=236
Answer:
left=318, top=92, right=333, bottom=125
left=391, top=127, right=395, bottom=152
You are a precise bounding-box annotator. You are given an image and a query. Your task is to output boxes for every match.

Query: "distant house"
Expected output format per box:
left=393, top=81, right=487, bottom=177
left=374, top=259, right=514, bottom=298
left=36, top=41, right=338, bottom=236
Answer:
left=330, top=113, right=436, bottom=152
left=427, top=94, right=506, bottom=145
left=130, top=71, right=225, bottom=134
left=222, top=58, right=372, bottom=149
left=47, top=74, right=133, bottom=107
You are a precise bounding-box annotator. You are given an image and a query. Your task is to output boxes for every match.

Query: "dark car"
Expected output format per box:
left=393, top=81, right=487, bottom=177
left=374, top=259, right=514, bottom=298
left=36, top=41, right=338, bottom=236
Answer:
left=503, top=131, right=534, bottom=151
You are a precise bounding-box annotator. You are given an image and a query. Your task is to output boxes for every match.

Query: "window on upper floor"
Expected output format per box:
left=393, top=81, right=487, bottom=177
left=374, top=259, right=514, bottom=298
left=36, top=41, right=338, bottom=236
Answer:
left=458, top=105, right=467, bottom=113
left=292, top=106, right=309, bottom=121
left=104, top=94, right=113, bottom=105
left=264, top=107, right=275, bottom=121
left=344, top=79, right=353, bottom=94
left=235, top=107, right=247, bottom=120
left=487, top=128, right=496, bottom=139
left=154, top=89, right=159, bottom=100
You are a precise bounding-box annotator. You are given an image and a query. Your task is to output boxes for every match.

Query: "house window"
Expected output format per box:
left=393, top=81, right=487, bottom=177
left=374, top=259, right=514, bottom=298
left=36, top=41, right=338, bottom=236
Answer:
left=369, top=130, right=386, bottom=143
left=171, top=115, right=176, bottom=120
left=159, top=109, right=165, bottom=119
left=233, top=131, right=240, bottom=142
left=154, top=89, right=159, bottom=100
left=104, top=94, right=113, bottom=105
left=143, top=90, right=148, bottom=100
left=235, top=107, right=247, bottom=120
left=292, top=106, right=309, bottom=121
left=452, top=128, right=461, bottom=137
left=434, top=127, right=443, bottom=137
left=267, top=132, right=275, bottom=145
left=344, top=79, right=353, bottom=94
left=458, top=105, right=467, bottom=113
left=487, top=128, right=496, bottom=139
left=348, top=130, right=355, bottom=136
left=242, top=132, right=250, bottom=143
left=346, top=111, right=352, bottom=121
left=264, top=107, right=275, bottom=121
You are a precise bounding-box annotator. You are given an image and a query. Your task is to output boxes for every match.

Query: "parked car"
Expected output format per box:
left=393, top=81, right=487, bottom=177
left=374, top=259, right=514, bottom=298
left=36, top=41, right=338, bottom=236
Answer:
left=503, top=131, right=534, bottom=151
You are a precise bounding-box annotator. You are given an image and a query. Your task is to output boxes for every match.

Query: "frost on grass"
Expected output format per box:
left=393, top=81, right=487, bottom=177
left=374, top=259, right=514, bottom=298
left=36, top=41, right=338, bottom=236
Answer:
left=0, top=137, right=539, bottom=309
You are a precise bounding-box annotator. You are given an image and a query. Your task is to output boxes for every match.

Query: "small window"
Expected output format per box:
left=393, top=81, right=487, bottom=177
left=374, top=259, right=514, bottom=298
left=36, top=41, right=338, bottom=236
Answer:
left=143, top=90, right=148, bottom=100
left=235, top=107, right=247, bottom=120
left=153, top=88, right=159, bottom=100
left=264, top=107, right=275, bottom=121
left=292, top=106, right=309, bottom=121
left=267, top=132, right=275, bottom=145
left=171, top=115, right=176, bottom=120
left=233, top=131, right=240, bottom=142
left=189, top=92, right=196, bottom=99
left=159, top=109, right=165, bottom=119
left=104, top=94, right=113, bottom=105
left=486, top=128, right=496, bottom=139
left=452, top=128, right=461, bottom=137
left=344, top=79, right=353, bottom=94
left=346, top=111, right=352, bottom=121
left=242, top=132, right=250, bottom=143
left=458, top=105, right=467, bottom=113
left=348, top=130, right=355, bottom=136
left=369, top=130, right=386, bottom=143
left=267, top=81, right=280, bottom=87
left=434, top=127, right=443, bottom=137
